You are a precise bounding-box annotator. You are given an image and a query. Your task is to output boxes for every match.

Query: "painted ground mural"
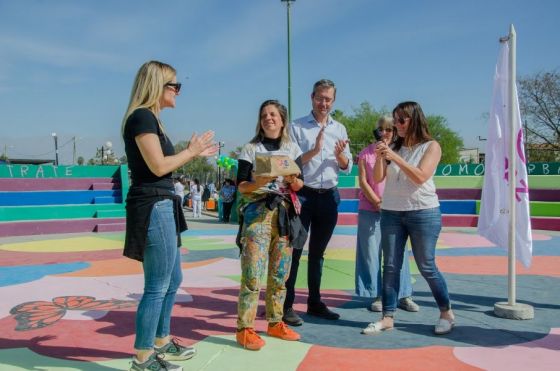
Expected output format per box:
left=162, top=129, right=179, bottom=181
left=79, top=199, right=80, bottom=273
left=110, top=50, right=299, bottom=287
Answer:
left=0, top=219, right=558, bottom=371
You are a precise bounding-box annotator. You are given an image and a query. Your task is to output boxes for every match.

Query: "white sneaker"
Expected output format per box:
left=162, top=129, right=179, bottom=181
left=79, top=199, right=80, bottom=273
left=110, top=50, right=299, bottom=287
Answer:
left=369, top=297, right=382, bottom=312
left=361, top=321, right=393, bottom=335
left=434, top=318, right=455, bottom=335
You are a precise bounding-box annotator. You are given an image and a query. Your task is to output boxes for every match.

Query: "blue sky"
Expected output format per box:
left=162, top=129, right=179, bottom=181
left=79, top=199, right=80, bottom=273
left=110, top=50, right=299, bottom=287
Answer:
left=1, top=0, right=559, bottom=164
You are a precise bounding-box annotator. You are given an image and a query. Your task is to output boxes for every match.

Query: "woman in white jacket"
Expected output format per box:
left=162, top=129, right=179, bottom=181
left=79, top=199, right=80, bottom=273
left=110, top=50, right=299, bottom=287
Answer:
left=190, top=179, right=204, bottom=218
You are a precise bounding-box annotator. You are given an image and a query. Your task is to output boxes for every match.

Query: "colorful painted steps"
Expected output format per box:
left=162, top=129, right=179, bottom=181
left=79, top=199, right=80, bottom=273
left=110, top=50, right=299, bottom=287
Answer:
left=0, top=204, right=125, bottom=222
left=338, top=199, right=560, bottom=217
left=0, top=164, right=128, bottom=237
left=0, top=217, right=125, bottom=237
left=0, top=190, right=122, bottom=206
left=0, top=177, right=119, bottom=191
left=336, top=165, right=560, bottom=231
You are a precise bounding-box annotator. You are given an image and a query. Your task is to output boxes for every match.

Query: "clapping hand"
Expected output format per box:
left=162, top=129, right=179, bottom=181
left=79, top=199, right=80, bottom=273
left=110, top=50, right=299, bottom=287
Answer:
left=187, top=131, right=218, bottom=157
left=334, top=138, right=349, bottom=156
left=314, top=126, right=325, bottom=153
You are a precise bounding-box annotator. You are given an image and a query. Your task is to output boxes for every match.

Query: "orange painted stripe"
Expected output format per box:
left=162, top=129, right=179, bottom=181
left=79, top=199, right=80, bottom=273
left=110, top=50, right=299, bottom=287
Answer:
left=436, top=256, right=560, bottom=277
left=300, top=345, right=482, bottom=371
left=57, top=257, right=223, bottom=277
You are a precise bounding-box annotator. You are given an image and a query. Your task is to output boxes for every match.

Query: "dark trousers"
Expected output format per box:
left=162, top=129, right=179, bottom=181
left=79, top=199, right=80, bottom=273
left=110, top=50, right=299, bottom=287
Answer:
left=284, top=186, right=340, bottom=308
left=222, top=201, right=233, bottom=222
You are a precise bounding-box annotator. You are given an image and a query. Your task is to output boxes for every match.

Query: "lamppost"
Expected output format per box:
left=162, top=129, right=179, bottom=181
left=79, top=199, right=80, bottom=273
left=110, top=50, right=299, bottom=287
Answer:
left=3, top=144, right=14, bottom=162
left=217, top=141, right=225, bottom=184
left=99, top=141, right=113, bottom=165
left=281, top=0, right=296, bottom=121
left=51, top=132, right=59, bottom=166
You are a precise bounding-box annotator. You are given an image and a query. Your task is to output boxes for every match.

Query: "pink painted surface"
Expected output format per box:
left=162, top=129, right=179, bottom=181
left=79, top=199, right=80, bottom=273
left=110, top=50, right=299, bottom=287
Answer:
left=0, top=178, right=116, bottom=191
left=95, top=223, right=126, bottom=232
left=337, top=213, right=358, bottom=225
left=454, top=328, right=560, bottom=371
left=0, top=218, right=125, bottom=237
left=339, top=188, right=359, bottom=199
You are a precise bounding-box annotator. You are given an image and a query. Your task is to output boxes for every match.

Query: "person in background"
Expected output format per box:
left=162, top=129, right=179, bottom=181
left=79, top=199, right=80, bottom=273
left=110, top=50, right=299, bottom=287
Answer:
left=173, top=177, right=185, bottom=206
left=122, top=60, right=217, bottom=370
left=201, top=183, right=211, bottom=210
left=364, top=101, right=454, bottom=335
left=207, top=179, right=216, bottom=196
left=355, top=117, right=418, bottom=327
left=220, top=178, right=237, bottom=223
left=190, top=179, right=203, bottom=218
left=284, top=79, right=352, bottom=326
left=235, top=99, right=304, bottom=351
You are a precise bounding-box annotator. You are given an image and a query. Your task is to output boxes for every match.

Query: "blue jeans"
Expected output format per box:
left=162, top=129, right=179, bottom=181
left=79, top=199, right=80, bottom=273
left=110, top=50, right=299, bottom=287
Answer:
left=355, top=209, right=412, bottom=299
left=285, top=186, right=340, bottom=308
left=380, top=207, right=450, bottom=317
left=135, top=199, right=183, bottom=350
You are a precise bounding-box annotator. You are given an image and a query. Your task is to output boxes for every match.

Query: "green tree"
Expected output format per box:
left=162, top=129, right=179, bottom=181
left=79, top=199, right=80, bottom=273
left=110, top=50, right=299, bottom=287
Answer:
left=426, top=116, right=463, bottom=164
left=229, top=146, right=243, bottom=159
left=335, top=101, right=463, bottom=164
left=333, top=102, right=386, bottom=157
left=518, top=70, right=560, bottom=161
left=174, top=141, right=215, bottom=182
left=77, top=156, right=85, bottom=165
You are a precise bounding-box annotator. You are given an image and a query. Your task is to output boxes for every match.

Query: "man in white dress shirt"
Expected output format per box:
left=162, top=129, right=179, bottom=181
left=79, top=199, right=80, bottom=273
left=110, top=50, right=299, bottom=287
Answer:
left=284, top=79, right=353, bottom=326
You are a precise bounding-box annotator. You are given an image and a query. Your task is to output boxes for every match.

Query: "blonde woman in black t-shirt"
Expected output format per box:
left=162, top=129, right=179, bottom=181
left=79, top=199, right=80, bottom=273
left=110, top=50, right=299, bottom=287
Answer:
left=122, top=61, right=217, bottom=371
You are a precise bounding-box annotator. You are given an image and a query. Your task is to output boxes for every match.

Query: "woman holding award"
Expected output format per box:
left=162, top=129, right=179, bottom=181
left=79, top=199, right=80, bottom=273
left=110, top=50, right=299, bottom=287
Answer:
left=235, top=99, right=305, bottom=351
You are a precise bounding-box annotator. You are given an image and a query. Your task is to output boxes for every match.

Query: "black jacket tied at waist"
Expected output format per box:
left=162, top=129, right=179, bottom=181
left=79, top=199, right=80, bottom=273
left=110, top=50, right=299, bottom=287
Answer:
left=236, top=193, right=306, bottom=253
left=124, top=185, right=188, bottom=262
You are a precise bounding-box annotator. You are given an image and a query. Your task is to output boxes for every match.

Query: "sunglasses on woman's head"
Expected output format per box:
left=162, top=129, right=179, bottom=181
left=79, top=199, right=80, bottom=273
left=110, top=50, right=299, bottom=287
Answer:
left=165, top=82, right=182, bottom=93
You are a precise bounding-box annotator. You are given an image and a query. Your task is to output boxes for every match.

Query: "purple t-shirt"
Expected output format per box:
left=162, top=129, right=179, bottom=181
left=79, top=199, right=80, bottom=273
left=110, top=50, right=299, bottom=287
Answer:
left=358, top=143, right=385, bottom=212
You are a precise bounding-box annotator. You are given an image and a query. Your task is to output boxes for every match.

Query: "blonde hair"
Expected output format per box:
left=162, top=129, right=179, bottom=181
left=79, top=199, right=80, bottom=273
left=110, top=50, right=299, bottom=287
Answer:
left=121, top=60, right=176, bottom=135
left=377, top=116, right=394, bottom=130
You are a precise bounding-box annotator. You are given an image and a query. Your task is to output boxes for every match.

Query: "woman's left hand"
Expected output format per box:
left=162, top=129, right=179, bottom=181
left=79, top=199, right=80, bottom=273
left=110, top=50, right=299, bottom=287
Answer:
left=376, top=142, right=396, bottom=162
left=283, top=174, right=299, bottom=185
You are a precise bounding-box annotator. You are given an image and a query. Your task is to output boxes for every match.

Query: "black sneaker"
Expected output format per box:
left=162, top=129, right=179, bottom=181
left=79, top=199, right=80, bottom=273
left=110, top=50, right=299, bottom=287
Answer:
left=154, top=338, right=196, bottom=361
left=282, top=307, right=304, bottom=326
left=307, top=302, right=340, bottom=320
left=130, top=352, right=182, bottom=371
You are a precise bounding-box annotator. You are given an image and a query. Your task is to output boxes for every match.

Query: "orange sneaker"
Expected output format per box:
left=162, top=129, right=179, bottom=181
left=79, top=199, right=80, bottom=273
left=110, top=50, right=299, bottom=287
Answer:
left=236, top=328, right=265, bottom=351
left=267, top=321, right=301, bottom=341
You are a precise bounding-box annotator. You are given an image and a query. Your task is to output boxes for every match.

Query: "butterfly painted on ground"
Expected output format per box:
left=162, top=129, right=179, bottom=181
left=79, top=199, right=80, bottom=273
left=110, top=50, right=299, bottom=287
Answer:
left=9, top=296, right=137, bottom=331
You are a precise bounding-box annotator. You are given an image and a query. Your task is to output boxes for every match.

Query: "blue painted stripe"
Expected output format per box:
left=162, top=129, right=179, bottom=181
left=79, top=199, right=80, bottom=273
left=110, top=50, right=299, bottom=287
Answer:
left=0, top=190, right=122, bottom=206
left=0, top=262, right=90, bottom=286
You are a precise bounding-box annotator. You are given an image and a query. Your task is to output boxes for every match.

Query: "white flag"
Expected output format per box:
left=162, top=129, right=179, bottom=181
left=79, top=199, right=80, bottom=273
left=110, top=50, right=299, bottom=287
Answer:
left=477, top=41, right=533, bottom=268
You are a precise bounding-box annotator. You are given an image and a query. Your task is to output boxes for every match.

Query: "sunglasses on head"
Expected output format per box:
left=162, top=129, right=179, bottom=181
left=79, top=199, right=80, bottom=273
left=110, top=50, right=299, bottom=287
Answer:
left=165, top=82, right=182, bottom=93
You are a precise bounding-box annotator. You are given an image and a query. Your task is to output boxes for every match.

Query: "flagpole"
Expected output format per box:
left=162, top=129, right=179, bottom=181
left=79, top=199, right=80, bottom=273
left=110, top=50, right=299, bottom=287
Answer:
left=493, top=24, right=534, bottom=320
left=507, top=23, right=517, bottom=306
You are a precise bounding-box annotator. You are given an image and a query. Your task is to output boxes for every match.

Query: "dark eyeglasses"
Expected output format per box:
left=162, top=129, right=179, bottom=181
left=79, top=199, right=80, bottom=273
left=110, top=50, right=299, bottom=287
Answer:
left=394, top=117, right=408, bottom=125
left=382, top=128, right=394, bottom=133
left=164, top=82, right=182, bottom=93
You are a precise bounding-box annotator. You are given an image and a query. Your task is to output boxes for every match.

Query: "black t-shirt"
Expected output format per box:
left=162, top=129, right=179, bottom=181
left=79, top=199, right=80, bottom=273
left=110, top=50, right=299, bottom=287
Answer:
left=123, top=108, right=175, bottom=188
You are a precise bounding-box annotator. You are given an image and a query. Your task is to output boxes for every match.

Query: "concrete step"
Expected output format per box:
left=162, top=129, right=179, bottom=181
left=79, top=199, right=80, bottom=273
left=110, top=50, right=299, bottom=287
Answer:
left=96, top=222, right=126, bottom=232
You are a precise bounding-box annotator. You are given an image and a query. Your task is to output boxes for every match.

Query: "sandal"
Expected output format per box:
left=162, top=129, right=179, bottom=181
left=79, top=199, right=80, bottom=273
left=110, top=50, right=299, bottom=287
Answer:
left=361, top=321, right=394, bottom=335
left=434, top=318, right=455, bottom=335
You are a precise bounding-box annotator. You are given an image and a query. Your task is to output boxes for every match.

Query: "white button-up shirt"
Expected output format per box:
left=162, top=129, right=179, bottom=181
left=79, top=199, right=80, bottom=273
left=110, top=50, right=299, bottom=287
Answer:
left=289, top=112, right=353, bottom=189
